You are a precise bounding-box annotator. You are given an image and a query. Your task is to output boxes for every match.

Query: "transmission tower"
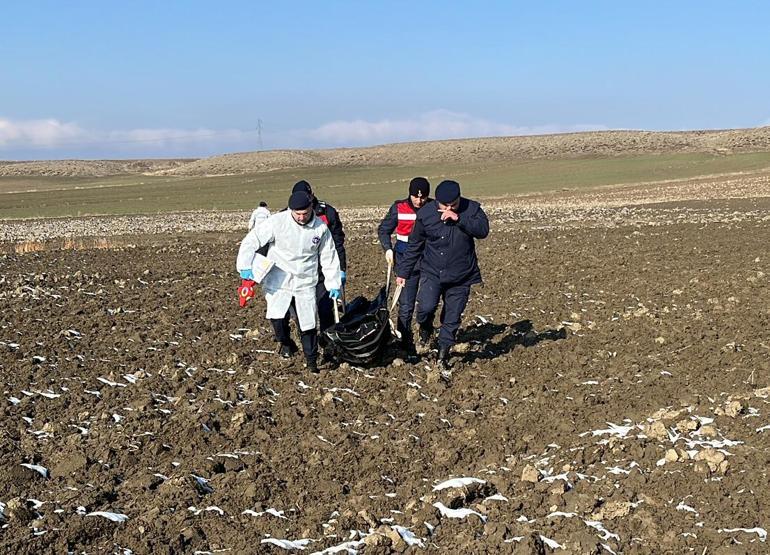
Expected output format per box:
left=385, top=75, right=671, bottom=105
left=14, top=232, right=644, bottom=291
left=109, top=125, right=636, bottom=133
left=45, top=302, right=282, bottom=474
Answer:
left=257, top=119, right=263, bottom=150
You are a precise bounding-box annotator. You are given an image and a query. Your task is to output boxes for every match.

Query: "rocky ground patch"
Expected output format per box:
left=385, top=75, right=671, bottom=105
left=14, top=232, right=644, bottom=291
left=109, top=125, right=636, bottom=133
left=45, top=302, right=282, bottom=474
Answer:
left=0, top=184, right=769, bottom=553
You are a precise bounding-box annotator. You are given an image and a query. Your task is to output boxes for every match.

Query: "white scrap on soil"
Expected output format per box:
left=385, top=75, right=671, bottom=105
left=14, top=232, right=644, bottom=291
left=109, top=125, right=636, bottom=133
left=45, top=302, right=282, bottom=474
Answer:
left=393, top=525, right=425, bottom=547
left=97, top=377, right=127, bottom=387
left=310, top=539, right=366, bottom=554
left=719, top=527, right=767, bottom=542
left=20, top=463, right=49, bottom=478
left=484, top=493, right=509, bottom=502
left=584, top=423, right=634, bottom=438
left=432, top=477, right=486, bottom=491
left=34, top=390, right=61, bottom=399
left=548, top=511, right=577, bottom=518
left=584, top=520, right=620, bottom=541
left=433, top=501, right=487, bottom=522
left=189, top=505, right=224, bottom=516
left=87, top=511, right=129, bottom=522
left=191, top=474, right=214, bottom=493
left=243, top=508, right=287, bottom=519
left=676, top=502, right=698, bottom=514
left=539, top=535, right=565, bottom=549
left=261, top=537, right=313, bottom=550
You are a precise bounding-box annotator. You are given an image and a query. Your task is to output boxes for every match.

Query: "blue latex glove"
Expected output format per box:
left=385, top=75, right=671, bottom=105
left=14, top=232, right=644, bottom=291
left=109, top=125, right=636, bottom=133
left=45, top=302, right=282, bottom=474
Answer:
left=340, top=271, right=347, bottom=285
left=329, top=288, right=341, bottom=300
left=239, top=269, right=254, bottom=280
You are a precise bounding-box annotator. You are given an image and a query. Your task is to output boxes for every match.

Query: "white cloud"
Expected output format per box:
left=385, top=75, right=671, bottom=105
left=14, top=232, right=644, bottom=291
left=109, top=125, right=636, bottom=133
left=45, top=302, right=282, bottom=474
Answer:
left=296, top=109, right=609, bottom=146
left=0, top=111, right=609, bottom=158
left=0, top=116, right=257, bottom=158
left=0, top=117, right=85, bottom=147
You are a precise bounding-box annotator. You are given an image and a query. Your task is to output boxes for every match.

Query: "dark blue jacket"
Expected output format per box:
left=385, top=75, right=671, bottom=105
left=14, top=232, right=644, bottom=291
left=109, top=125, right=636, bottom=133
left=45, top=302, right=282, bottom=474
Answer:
left=313, top=199, right=346, bottom=271
left=397, top=198, right=489, bottom=285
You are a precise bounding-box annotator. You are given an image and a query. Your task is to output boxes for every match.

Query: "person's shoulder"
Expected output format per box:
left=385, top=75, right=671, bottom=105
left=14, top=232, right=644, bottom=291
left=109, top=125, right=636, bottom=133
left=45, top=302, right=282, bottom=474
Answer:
left=319, top=200, right=338, bottom=213
left=418, top=200, right=438, bottom=217
left=271, top=210, right=289, bottom=222
left=460, top=197, right=481, bottom=212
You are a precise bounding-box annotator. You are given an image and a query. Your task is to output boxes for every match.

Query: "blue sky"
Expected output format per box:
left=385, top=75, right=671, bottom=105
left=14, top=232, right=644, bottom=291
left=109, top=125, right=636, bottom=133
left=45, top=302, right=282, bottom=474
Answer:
left=1, top=1, right=768, bottom=159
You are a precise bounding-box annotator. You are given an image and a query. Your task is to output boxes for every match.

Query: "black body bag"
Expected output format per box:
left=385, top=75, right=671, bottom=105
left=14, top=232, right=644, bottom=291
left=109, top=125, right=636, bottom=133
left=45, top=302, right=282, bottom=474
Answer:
left=322, top=287, right=391, bottom=365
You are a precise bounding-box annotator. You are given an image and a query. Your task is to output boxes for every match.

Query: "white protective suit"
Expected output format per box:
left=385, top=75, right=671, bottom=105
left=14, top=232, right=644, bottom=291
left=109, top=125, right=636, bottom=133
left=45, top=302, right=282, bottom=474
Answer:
left=236, top=210, right=342, bottom=331
left=248, top=206, right=271, bottom=229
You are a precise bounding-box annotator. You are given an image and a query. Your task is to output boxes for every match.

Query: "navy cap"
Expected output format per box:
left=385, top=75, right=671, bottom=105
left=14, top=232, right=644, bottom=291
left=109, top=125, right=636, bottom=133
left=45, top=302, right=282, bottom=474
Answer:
left=292, top=180, right=312, bottom=194
left=409, top=177, right=430, bottom=198
left=288, top=191, right=312, bottom=210
left=435, top=180, right=461, bottom=204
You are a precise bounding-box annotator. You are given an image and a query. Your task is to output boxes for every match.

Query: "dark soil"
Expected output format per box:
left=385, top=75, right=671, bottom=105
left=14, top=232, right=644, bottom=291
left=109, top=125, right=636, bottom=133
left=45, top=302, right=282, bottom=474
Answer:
left=1, top=198, right=769, bottom=554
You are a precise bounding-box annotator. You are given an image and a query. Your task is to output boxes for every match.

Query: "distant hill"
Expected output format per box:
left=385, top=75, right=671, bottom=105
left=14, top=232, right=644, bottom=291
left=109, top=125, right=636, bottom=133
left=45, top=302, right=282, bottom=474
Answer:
left=3, top=127, right=770, bottom=178
left=0, top=159, right=194, bottom=178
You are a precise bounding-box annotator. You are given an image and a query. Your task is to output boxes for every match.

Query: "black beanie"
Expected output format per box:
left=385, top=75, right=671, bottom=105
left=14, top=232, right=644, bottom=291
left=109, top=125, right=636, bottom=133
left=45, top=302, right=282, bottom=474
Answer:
left=409, top=177, right=430, bottom=198
left=435, top=180, right=461, bottom=204
left=288, top=191, right=312, bottom=210
left=292, top=180, right=312, bottom=194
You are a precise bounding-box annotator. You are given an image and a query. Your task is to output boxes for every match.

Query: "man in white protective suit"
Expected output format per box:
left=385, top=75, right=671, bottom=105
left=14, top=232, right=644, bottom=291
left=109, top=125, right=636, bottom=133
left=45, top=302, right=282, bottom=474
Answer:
left=248, top=201, right=271, bottom=230
left=236, top=190, right=342, bottom=373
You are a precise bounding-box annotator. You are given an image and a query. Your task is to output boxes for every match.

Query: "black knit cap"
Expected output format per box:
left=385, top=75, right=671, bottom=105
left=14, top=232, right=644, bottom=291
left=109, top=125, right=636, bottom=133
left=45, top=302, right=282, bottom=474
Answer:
left=292, top=180, right=312, bottom=194
left=409, top=177, right=430, bottom=198
left=435, top=180, right=461, bottom=204
left=288, top=191, right=312, bottom=210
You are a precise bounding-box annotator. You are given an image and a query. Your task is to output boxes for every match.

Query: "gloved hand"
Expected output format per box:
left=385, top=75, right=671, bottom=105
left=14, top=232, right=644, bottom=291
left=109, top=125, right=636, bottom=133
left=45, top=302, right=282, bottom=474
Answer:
left=238, top=279, right=256, bottom=307
left=340, top=271, right=347, bottom=285
left=239, top=269, right=254, bottom=280
left=329, top=288, right=342, bottom=300
left=385, top=249, right=394, bottom=265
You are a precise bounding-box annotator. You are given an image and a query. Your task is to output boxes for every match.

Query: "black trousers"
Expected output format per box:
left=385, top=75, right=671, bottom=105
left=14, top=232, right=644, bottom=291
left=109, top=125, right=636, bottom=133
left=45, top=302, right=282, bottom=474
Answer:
left=316, top=280, right=335, bottom=332
left=415, top=276, right=471, bottom=350
left=394, top=250, right=420, bottom=343
left=269, top=298, right=318, bottom=361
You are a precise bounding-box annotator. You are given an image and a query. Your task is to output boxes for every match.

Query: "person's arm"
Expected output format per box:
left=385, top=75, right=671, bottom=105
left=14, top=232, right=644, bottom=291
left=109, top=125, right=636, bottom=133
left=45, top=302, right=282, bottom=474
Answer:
left=377, top=203, right=398, bottom=252
left=396, top=217, right=426, bottom=281
left=236, top=218, right=274, bottom=273
left=456, top=203, right=490, bottom=239
left=319, top=228, right=342, bottom=293
left=327, top=206, right=347, bottom=272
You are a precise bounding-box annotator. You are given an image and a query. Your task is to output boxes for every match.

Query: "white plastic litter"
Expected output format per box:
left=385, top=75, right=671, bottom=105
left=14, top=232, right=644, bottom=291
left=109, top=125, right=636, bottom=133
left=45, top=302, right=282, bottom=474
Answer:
left=432, top=477, right=486, bottom=491
left=20, top=463, right=49, bottom=478
left=433, top=502, right=487, bottom=522
left=261, top=538, right=313, bottom=550
left=719, top=527, right=767, bottom=542
left=87, top=511, right=129, bottom=523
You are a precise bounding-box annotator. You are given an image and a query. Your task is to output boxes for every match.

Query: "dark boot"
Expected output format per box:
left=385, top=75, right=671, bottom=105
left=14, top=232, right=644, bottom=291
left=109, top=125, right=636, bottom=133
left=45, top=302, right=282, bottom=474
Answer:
left=306, top=357, right=319, bottom=373
left=279, top=342, right=297, bottom=358
left=403, top=341, right=418, bottom=363
left=418, top=325, right=433, bottom=347
left=437, top=345, right=451, bottom=369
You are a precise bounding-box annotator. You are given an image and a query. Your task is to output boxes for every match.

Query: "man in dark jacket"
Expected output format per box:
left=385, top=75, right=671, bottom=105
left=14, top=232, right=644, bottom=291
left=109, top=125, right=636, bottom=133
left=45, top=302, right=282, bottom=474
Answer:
left=378, top=177, right=431, bottom=358
left=291, top=180, right=346, bottom=332
left=396, top=180, right=489, bottom=369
